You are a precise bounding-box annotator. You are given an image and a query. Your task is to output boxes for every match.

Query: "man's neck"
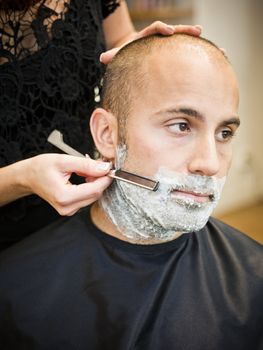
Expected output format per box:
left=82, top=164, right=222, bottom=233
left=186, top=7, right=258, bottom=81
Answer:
left=90, top=202, right=183, bottom=245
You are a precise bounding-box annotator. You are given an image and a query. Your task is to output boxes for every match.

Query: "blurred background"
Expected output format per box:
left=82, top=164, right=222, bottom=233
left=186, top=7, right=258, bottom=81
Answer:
left=126, top=0, right=263, bottom=243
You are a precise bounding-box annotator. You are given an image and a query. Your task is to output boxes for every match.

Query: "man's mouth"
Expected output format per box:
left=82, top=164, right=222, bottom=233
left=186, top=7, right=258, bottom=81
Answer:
left=171, top=189, right=214, bottom=203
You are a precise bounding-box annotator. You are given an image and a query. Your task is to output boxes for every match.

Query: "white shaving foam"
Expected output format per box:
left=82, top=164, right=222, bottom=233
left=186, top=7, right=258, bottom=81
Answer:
left=100, top=147, right=225, bottom=242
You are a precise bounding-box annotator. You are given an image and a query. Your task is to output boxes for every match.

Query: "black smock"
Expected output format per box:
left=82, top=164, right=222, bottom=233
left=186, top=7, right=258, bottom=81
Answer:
left=0, top=208, right=262, bottom=350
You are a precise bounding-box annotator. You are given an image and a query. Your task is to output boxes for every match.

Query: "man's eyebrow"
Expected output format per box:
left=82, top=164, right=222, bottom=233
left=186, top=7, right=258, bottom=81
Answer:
left=155, top=108, right=203, bottom=119
left=219, top=117, right=240, bottom=128
left=155, top=108, right=240, bottom=127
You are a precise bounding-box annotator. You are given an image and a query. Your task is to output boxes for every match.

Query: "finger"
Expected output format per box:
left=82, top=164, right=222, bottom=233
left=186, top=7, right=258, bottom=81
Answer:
left=137, top=21, right=173, bottom=38
left=85, top=176, right=97, bottom=183
left=138, top=23, right=202, bottom=39
left=50, top=175, right=113, bottom=215
left=61, top=155, right=112, bottom=177
left=62, top=185, right=110, bottom=216
left=172, top=24, right=202, bottom=36
left=100, top=47, right=120, bottom=64
left=66, top=175, right=113, bottom=204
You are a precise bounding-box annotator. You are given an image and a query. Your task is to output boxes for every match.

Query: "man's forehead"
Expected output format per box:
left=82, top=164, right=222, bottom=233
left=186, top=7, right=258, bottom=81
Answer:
left=144, top=50, right=234, bottom=95
left=130, top=49, right=239, bottom=123
left=146, top=40, right=229, bottom=74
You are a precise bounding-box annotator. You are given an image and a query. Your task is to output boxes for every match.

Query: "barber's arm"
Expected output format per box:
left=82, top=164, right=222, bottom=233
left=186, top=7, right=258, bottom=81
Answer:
left=101, top=0, right=202, bottom=64
left=0, top=154, right=112, bottom=215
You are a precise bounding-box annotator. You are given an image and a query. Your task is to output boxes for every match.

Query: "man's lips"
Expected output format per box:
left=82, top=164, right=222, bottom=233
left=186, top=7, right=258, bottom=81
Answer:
left=171, top=189, right=213, bottom=203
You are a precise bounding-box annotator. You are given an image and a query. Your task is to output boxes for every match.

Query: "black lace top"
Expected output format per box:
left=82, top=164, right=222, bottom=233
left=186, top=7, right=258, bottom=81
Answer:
left=0, top=0, right=120, bottom=249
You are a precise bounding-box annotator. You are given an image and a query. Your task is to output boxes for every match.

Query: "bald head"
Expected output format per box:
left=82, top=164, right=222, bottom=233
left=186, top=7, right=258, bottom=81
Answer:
left=101, top=34, right=237, bottom=141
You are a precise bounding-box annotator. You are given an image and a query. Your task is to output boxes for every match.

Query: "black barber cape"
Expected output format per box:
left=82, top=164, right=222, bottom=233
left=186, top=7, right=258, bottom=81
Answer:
left=0, top=208, right=262, bottom=350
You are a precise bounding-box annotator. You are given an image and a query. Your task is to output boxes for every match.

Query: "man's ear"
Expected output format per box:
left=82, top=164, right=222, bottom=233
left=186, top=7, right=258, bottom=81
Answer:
left=90, top=108, right=118, bottom=160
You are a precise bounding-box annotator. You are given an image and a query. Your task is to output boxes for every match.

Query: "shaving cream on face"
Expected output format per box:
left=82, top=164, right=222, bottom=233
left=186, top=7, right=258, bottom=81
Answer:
left=100, top=147, right=226, bottom=242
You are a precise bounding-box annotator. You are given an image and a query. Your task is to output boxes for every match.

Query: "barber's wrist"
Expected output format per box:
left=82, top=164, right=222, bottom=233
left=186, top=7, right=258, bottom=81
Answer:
left=14, top=158, right=34, bottom=197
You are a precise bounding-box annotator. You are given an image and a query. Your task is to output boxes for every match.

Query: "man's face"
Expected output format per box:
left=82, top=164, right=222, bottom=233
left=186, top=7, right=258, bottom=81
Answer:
left=120, top=46, right=239, bottom=203
left=98, top=44, right=240, bottom=241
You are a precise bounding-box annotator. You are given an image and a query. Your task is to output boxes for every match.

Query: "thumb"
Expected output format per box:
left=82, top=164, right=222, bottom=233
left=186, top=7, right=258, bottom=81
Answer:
left=100, top=47, right=120, bottom=64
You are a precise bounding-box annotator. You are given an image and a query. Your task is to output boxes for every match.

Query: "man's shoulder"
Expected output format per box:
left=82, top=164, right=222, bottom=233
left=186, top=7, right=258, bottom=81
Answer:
left=208, top=216, right=262, bottom=248
left=203, top=216, right=263, bottom=276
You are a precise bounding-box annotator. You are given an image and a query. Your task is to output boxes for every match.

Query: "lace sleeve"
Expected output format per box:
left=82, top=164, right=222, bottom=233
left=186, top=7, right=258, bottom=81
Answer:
left=101, top=0, right=120, bottom=18
left=0, top=0, right=110, bottom=229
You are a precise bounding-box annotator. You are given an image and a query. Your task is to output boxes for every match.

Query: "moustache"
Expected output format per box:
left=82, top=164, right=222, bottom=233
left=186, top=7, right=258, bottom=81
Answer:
left=155, top=169, right=226, bottom=203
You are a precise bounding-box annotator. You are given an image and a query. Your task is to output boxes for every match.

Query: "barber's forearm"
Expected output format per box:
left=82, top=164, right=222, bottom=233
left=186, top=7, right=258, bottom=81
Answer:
left=0, top=159, right=32, bottom=206
left=102, top=1, right=135, bottom=49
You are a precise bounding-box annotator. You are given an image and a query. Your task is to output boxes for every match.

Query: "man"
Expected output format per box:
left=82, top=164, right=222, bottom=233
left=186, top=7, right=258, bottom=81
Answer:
left=0, top=34, right=262, bottom=350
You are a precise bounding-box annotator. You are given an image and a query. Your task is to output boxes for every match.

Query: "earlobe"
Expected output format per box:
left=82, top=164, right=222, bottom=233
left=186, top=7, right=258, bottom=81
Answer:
left=90, top=108, right=118, bottom=160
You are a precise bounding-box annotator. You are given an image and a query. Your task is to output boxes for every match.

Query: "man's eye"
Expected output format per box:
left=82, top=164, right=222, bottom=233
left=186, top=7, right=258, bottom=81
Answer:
left=167, top=122, right=190, bottom=133
left=217, top=129, right=235, bottom=142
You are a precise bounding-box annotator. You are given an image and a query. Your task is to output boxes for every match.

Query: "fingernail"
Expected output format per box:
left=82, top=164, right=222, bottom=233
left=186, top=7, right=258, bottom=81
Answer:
left=195, top=25, right=203, bottom=31
left=96, top=162, right=111, bottom=171
left=166, top=25, right=174, bottom=34
left=99, top=53, right=104, bottom=62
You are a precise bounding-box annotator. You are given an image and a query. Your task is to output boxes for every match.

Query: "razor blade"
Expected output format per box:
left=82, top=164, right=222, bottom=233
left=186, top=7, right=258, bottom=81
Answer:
left=47, top=129, right=159, bottom=191
left=109, top=169, right=159, bottom=191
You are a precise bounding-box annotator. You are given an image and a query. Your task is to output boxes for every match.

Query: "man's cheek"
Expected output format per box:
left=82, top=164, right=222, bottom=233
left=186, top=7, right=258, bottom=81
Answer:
left=123, top=149, right=160, bottom=175
left=219, top=151, right=233, bottom=176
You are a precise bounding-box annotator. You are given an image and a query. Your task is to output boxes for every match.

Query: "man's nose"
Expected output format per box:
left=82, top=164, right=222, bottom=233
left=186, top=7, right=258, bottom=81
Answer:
left=188, top=135, right=220, bottom=177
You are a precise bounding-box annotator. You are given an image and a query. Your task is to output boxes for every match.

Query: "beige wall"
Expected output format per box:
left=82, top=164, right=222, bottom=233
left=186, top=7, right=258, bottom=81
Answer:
left=193, top=0, right=263, bottom=214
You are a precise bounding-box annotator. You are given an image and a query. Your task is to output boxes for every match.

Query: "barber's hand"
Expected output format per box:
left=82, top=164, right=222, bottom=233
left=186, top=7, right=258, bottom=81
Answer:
left=25, top=154, right=112, bottom=216
left=100, top=23, right=202, bottom=64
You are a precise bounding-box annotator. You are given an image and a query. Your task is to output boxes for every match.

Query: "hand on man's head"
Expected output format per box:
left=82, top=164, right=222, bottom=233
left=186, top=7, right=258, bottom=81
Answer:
left=100, top=24, right=202, bottom=64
